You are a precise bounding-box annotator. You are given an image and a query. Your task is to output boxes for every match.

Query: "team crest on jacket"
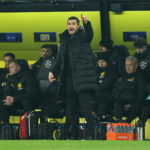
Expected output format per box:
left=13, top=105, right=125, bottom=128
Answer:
left=127, top=77, right=134, bottom=82
left=45, top=60, right=52, bottom=68
left=99, top=72, right=105, bottom=79
left=18, top=83, right=22, bottom=88
left=140, top=61, right=147, bottom=70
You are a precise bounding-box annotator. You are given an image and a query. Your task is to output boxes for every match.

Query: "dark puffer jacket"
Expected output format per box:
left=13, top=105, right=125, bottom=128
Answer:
left=3, top=71, right=41, bottom=105
left=96, top=65, right=118, bottom=101
left=112, top=73, right=145, bottom=107
left=51, top=21, right=98, bottom=96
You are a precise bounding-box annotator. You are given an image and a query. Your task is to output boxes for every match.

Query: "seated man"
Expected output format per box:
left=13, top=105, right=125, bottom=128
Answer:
left=133, top=37, right=150, bottom=83
left=0, top=53, right=15, bottom=98
left=40, top=79, right=64, bottom=118
left=94, top=52, right=118, bottom=121
left=112, top=56, right=145, bottom=123
left=99, top=39, right=129, bottom=76
left=0, top=59, right=41, bottom=123
left=30, top=44, right=57, bottom=80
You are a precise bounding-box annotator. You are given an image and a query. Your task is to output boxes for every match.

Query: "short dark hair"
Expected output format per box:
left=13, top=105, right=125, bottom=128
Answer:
left=67, top=16, right=80, bottom=25
left=133, top=38, right=147, bottom=48
left=41, top=44, right=58, bottom=57
left=3, top=52, right=15, bottom=60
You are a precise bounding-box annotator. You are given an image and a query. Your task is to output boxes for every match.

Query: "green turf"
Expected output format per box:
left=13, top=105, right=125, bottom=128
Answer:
left=0, top=140, right=150, bottom=150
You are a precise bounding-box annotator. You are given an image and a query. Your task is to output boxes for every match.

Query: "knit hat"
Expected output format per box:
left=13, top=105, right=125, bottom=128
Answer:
left=96, top=52, right=110, bottom=62
left=99, top=39, right=113, bottom=50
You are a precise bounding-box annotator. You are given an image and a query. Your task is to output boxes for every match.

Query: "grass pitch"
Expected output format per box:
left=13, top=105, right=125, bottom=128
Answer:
left=0, top=140, right=150, bottom=150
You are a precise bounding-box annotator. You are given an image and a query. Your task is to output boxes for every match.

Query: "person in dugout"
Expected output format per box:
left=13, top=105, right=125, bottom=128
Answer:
left=112, top=56, right=145, bottom=123
left=49, top=15, right=98, bottom=140
left=0, top=59, right=41, bottom=123
left=40, top=78, right=64, bottom=118
left=30, top=44, right=57, bottom=80
left=0, top=53, right=15, bottom=98
left=99, top=39, right=129, bottom=76
left=133, top=37, right=150, bottom=83
left=93, top=52, right=118, bottom=122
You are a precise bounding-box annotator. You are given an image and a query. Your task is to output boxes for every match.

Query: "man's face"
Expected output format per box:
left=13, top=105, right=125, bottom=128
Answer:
left=9, top=62, right=20, bottom=75
left=41, top=48, right=53, bottom=58
left=4, top=56, right=13, bottom=68
left=98, top=60, right=108, bottom=68
left=99, top=46, right=108, bottom=52
left=136, top=46, right=147, bottom=54
left=67, top=19, right=80, bottom=35
left=125, top=60, right=138, bottom=74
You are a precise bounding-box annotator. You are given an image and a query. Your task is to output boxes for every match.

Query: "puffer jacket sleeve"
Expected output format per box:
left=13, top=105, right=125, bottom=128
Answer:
left=82, top=21, right=94, bottom=43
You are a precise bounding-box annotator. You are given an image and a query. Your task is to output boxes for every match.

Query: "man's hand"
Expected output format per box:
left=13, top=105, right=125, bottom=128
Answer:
left=2, top=82, right=7, bottom=87
left=49, top=72, right=56, bottom=83
left=81, top=14, right=88, bottom=24
left=124, top=104, right=131, bottom=110
left=3, top=96, right=14, bottom=106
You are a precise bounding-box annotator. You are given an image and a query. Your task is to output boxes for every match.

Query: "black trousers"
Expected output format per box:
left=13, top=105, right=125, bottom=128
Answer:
left=114, top=100, right=141, bottom=123
left=0, top=99, right=35, bottom=123
left=65, top=78, right=95, bottom=138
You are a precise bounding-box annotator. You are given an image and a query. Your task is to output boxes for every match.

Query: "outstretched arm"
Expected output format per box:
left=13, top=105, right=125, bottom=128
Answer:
left=81, top=14, right=94, bottom=42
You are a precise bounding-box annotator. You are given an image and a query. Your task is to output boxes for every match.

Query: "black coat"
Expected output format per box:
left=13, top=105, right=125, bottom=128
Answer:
left=112, top=72, right=145, bottom=107
left=31, top=56, right=55, bottom=81
left=51, top=21, right=98, bottom=95
left=134, top=46, right=150, bottom=82
left=96, top=65, right=118, bottom=101
left=3, top=71, right=41, bottom=104
left=0, top=68, right=9, bottom=88
left=110, top=45, right=129, bottom=76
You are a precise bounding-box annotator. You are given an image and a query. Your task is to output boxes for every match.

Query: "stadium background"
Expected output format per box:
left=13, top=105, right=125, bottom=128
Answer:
left=0, top=11, right=150, bottom=64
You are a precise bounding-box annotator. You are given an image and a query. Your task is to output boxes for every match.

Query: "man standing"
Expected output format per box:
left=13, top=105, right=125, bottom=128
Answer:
left=49, top=15, right=97, bottom=139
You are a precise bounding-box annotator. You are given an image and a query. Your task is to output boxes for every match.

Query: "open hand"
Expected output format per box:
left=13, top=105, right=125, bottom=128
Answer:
left=49, top=72, right=56, bottom=83
left=3, top=96, right=14, bottom=106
